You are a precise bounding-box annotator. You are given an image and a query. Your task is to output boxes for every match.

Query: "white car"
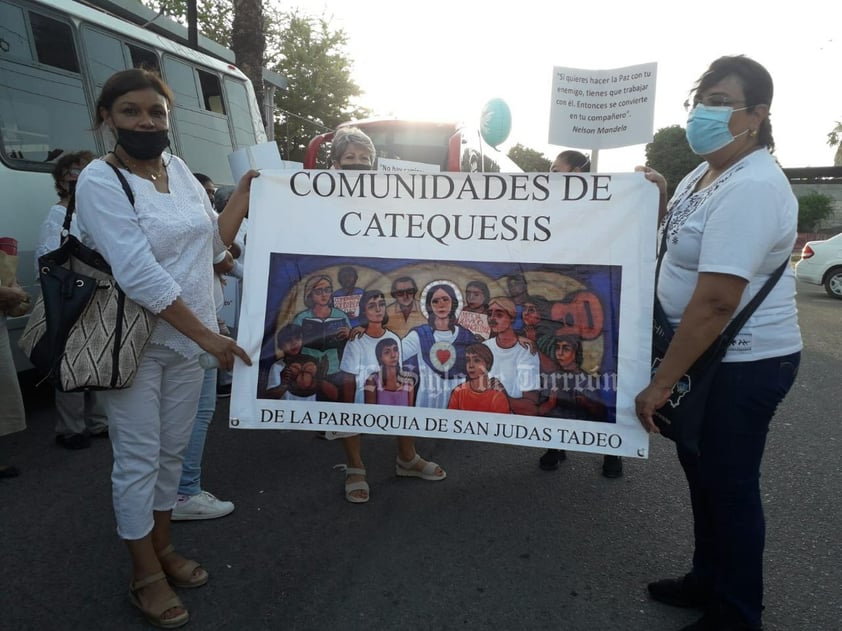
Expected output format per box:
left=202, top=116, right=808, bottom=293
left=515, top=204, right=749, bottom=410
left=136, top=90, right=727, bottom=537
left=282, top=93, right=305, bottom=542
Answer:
left=795, top=233, right=842, bottom=299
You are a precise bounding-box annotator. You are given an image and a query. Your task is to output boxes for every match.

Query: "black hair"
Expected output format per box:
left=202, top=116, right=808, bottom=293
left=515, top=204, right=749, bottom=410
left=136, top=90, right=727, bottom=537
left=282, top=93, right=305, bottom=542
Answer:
left=193, top=172, right=213, bottom=186
left=51, top=150, right=95, bottom=197
left=692, top=55, right=775, bottom=152
left=94, top=68, right=174, bottom=128
left=465, top=280, right=490, bottom=308
left=277, top=323, right=303, bottom=347
left=555, top=150, right=591, bottom=172
left=375, top=337, right=399, bottom=366
left=358, top=289, right=389, bottom=328
left=425, top=283, right=459, bottom=330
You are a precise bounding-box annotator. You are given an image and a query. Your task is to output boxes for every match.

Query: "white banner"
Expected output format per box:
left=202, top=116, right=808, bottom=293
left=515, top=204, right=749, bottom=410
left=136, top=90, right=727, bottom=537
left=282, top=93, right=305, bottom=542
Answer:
left=230, top=170, right=658, bottom=458
left=548, top=62, right=657, bottom=150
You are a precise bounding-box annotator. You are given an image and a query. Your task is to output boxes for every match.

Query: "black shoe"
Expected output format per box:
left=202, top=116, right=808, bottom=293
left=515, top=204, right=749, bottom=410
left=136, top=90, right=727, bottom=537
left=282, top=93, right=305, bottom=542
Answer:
left=539, top=449, right=566, bottom=471
left=55, top=433, right=91, bottom=450
left=648, top=574, right=712, bottom=609
left=602, top=454, right=623, bottom=478
left=0, top=465, right=20, bottom=479
left=90, top=428, right=109, bottom=439
left=680, top=607, right=762, bottom=631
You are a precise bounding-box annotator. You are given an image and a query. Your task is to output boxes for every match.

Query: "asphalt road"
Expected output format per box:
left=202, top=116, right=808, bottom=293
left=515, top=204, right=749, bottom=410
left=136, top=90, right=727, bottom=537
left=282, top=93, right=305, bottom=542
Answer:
left=1, top=284, right=839, bottom=631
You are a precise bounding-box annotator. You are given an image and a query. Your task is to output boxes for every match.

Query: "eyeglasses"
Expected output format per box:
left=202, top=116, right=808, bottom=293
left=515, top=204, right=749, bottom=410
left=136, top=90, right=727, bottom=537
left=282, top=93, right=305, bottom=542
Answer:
left=684, top=96, right=747, bottom=112
left=311, top=287, right=332, bottom=296
left=67, top=168, right=83, bottom=177
left=394, top=289, right=416, bottom=297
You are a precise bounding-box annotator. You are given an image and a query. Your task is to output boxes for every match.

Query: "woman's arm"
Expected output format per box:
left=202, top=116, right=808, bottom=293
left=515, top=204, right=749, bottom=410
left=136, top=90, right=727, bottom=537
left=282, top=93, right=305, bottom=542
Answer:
left=217, top=170, right=260, bottom=246
left=635, top=166, right=668, bottom=223
left=635, top=272, right=747, bottom=432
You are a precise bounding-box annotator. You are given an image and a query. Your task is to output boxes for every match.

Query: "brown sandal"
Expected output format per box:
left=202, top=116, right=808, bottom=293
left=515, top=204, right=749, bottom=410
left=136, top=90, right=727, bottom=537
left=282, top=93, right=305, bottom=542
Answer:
left=157, top=544, right=209, bottom=588
left=129, top=571, right=189, bottom=629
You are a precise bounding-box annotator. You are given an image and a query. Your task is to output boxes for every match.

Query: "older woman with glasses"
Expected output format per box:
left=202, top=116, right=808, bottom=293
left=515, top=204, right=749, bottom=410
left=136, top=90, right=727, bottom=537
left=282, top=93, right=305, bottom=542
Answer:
left=636, top=56, right=801, bottom=631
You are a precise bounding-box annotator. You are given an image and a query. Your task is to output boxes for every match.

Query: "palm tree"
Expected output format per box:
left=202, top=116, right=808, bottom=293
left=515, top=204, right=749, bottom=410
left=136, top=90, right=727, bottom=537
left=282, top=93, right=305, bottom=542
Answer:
left=828, top=121, right=842, bottom=166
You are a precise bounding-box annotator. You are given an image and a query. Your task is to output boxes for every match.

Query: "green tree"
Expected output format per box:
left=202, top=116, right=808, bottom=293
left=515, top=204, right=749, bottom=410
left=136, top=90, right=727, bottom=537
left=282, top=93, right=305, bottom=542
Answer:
left=797, top=192, right=835, bottom=232
left=144, top=0, right=233, bottom=45
left=827, top=121, right=842, bottom=166
left=142, top=2, right=368, bottom=162
left=269, top=9, right=369, bottom=163
left=507, top=144, right=551, bottom=172
left=645, top=125, right=702, bottom=198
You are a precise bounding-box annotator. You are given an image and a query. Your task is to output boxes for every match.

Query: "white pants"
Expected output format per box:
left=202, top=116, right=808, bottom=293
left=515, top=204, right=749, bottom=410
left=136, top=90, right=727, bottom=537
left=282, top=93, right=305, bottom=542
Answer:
left=100, top=344, right=203, bottom=540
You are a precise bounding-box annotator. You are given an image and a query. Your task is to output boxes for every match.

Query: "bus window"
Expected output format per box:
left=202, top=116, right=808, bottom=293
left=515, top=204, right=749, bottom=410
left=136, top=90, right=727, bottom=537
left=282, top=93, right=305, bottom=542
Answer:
left=0, top=2, right=32, bottom=62
left=162, top=56, right=201, bottom=109
left=198, top=69, right=225, bottom=114
left=163, top=56, right=234, bottom=183
left=0, top=5, right=95, bottom=167
left=81, top=27, right=128, bottom=90
left=128, top=44, right=159, bottom=73
left=29, top=12, right=78, bottom=73
left=224, top=77, right=256, bottom=147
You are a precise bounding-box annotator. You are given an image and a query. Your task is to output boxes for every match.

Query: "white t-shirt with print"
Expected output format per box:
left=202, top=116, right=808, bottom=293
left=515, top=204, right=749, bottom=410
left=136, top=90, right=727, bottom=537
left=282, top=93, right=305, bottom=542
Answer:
left=658, top=149, right=802, bottom=362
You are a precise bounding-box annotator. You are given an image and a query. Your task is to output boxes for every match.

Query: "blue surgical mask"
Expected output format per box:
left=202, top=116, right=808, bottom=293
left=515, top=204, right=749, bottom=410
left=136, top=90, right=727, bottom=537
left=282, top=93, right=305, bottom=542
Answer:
left=685, top=104, right=749, bottom=155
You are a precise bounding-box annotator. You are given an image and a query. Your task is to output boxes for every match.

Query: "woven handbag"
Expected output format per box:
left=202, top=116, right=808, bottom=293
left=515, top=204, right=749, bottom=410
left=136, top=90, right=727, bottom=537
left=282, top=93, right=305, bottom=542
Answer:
left=19, top=163, right=156, bottom=391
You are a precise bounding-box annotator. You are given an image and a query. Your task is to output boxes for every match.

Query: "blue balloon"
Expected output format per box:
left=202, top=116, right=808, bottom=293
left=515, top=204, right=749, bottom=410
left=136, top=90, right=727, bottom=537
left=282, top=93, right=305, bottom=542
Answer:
left=480, top=98, right=512, bottom=147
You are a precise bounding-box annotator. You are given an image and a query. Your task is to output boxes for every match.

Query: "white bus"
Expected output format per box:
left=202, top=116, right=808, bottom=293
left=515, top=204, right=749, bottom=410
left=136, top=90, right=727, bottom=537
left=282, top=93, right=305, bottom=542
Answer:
left=0, top=0, right=268, bottom=369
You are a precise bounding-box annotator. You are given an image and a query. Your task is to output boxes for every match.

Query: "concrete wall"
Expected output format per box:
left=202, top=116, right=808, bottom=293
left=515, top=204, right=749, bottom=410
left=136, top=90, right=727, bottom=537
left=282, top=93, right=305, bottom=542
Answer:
left=791, top=182, right=842, bottom=231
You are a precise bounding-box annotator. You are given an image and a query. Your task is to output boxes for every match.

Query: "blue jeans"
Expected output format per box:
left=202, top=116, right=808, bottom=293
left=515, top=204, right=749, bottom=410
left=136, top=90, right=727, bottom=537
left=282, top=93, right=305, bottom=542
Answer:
left=178, top=367, right=217, bottom=497
left=677, top=352, right=800, bottom=628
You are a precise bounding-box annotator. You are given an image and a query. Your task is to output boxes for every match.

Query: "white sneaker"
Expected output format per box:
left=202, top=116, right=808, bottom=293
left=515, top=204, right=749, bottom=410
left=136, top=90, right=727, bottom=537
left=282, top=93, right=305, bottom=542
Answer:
left=172, top=490, right=235, bottom=521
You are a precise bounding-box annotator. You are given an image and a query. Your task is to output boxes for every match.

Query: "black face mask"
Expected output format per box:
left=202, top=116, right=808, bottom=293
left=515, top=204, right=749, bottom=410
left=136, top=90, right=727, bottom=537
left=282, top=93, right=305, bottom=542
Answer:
left=338, top=163, right=371, bottom=171
left=115, top=128, right=170, bottom=160
left=66, top=180, right=77, bottom=197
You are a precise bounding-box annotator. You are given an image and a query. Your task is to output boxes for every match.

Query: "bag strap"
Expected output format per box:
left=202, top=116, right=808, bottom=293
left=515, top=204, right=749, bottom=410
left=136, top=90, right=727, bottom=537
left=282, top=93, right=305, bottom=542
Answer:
left=720, top=259, right=788, bottom=339
left=61, top=160, right=136, bottom=234
left=655, top=212, right=790, bottom=343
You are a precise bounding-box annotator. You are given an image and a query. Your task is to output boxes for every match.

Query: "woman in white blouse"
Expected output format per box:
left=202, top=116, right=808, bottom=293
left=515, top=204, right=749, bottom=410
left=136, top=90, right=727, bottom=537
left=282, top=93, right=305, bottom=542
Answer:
left=75, top=68, right=256, bottom=629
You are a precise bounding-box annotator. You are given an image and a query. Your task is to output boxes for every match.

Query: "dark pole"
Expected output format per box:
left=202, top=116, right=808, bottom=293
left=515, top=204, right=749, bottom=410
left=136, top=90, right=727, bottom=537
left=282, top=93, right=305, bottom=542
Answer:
left=187, top=0, right=198, bottom=50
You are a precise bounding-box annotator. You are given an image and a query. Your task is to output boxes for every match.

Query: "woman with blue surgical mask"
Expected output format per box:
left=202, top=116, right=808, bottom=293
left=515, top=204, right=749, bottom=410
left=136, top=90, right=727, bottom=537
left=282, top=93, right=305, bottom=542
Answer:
left=635, top=56, right=801, bottom=631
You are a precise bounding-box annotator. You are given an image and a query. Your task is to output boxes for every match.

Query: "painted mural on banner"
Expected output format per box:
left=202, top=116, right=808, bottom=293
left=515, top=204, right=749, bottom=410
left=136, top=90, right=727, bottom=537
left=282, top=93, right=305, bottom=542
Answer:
left=230, top=170, right=658, bottom=458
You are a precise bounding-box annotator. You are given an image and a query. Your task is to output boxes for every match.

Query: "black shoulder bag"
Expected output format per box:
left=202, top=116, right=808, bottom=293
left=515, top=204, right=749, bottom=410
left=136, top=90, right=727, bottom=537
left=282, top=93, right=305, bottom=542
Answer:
left=651, top=223, right=788, bottom=454
left=19, top=162, right=156, bottom=391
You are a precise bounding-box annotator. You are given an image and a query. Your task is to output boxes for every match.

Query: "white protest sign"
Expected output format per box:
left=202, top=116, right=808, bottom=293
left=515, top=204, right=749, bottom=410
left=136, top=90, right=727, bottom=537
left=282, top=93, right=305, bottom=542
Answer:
left=378, top=157, right=441, bottom=173
left=228, top=141, right=284, bottom=183
left=548, top=62, right=657, bottom=150
left=230, top=171, right=658, bottom=458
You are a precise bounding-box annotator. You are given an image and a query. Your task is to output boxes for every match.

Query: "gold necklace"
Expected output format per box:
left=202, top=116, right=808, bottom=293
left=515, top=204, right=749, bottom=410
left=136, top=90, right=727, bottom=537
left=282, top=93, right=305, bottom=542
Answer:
left=112, top=151, right=165, bottom=181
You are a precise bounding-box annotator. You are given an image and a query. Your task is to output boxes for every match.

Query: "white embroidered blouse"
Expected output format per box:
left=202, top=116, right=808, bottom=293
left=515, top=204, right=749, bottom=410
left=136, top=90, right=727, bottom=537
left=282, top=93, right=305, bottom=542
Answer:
left=75, top=154, right=225, bottom=359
